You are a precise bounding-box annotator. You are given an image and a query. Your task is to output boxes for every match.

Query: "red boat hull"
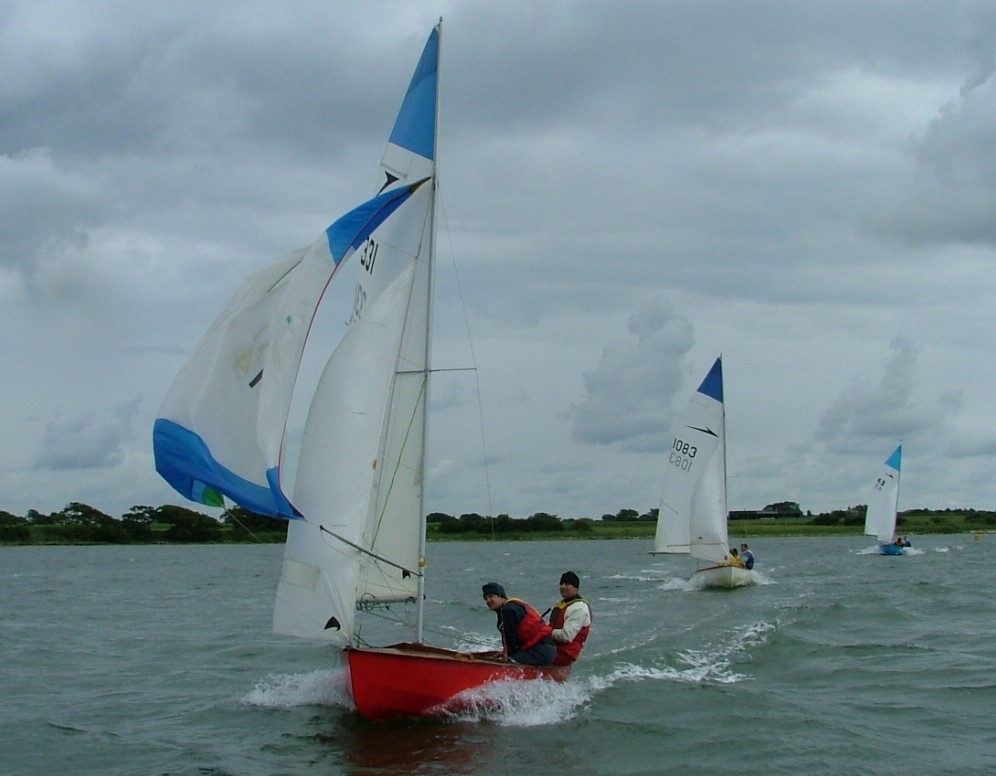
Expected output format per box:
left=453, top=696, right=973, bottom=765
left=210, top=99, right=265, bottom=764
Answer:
left=343, top=643, right=572, bottom=721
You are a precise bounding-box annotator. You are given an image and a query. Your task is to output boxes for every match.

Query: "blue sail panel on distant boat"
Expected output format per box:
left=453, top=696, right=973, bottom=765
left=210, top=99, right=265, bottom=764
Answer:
left=153, top=185, right=426, bottom=519
left=697, top=357, right=723, bottom=403
left=864, top=444, right=903, bottom=543
left=885, top=444, right=902, bottom=473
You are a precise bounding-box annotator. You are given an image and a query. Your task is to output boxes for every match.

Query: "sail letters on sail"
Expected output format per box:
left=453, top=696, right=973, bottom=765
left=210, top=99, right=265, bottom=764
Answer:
left=153, top=183, right=427, bottom=520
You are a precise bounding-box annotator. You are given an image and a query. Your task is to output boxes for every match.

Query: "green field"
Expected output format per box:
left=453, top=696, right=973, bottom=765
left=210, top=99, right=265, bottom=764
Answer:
left=426, top=510, right=995, bottom=542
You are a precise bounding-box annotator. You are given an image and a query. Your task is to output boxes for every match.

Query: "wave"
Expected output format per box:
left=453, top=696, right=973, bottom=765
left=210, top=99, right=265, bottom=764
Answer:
left=239, top=620, right=777, bottom=728
left=243, top=667, right=352, bottom=710
left=428, top=619, right=772, bottom=727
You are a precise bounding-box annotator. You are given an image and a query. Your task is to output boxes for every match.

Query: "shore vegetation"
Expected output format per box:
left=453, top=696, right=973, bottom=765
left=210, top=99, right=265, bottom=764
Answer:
left=1, top=502, right=993, bottom=546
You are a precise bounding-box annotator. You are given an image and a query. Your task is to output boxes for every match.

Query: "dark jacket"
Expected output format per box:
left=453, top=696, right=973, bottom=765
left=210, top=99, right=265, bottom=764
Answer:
left=496, top=598, right=553, bottom=655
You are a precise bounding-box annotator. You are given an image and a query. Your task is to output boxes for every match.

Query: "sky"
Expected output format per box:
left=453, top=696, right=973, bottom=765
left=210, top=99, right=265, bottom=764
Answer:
left=2, top=0, right=995, bottom=522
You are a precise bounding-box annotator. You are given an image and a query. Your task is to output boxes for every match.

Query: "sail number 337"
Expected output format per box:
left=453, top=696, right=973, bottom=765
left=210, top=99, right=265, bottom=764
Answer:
left=352, top=238, right=380, bottom=321
left=668, top=438, right=697, bottom=471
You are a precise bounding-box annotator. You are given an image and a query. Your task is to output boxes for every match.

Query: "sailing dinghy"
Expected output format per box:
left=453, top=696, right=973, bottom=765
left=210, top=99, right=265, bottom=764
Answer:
left=651, top=357, right=753, bottom=589
left=864, top=444, right=907, bottom=555
left=153, top=23, right=568, bottom=721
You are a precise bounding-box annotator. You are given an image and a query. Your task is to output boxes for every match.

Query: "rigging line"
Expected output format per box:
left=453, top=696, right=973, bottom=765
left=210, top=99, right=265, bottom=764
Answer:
left=718, top=357, right=746, bottom=542
left=395, top=366, right=477, bottom=375
left=420, top=623, right=496, bottom=648
left=361, top=604, right=413, bottom=626
left=370, top=376, right=427, bottom=544
left=361, top=602, right=495, bottom=648
left=725, top=427, right=748, bottom=541
left=225, top=509, right=266, bottom=544
left=318, top=524, right=423, bottom=577
left=357, top=605, right=496, bottom=648
left=436, top=197, right=496, bottom=534
left=399, top=366, right=476, bottom=375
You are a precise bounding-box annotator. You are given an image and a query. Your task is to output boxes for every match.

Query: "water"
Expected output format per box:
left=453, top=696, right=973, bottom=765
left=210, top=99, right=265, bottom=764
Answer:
left=2, top=536, right=994, bottom=775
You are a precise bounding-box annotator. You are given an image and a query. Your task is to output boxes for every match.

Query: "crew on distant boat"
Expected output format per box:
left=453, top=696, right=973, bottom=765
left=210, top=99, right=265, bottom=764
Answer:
left=482, top=582, right=556, bottom=666
left=739, top=543, right=755, bottom=570
left=548, top=571, right=592, bottom=666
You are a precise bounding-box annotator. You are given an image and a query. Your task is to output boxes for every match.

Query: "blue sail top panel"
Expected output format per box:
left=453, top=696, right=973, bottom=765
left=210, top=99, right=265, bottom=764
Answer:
left=697, top=357, right=724, bottom=403
left=388, top=27, right=438, bottom=160
left=885, top=444, right=902, bottom=472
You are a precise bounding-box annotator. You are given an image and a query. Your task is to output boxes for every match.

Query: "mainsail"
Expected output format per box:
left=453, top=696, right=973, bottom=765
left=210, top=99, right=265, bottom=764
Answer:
left=653, top=357, right=731, bottom=565
left=864, top=444, right=902, bottom=543
left=154, top=27, right=441, bottom=647
left=276, top=27, right=439, bottom=644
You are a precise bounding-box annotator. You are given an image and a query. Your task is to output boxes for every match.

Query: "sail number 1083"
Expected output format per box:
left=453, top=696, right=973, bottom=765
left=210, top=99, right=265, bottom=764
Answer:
left=668, top=438, right=697, bottom=471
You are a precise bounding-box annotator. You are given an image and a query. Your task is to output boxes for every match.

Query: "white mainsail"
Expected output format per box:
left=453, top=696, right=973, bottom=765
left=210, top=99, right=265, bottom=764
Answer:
left=274, top=27, right=440, bottom=644
left=154, top=26, right=441, bottom=647
left=864, top=444, right=902, bottom=543
left=654, top=357, right=732, bottom=566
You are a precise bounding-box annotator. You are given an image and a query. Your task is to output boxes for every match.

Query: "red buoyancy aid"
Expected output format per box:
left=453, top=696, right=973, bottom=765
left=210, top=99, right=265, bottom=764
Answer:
left=502, top=598, right=553, bottom=652
left=550, top=597, right=591, bottom=665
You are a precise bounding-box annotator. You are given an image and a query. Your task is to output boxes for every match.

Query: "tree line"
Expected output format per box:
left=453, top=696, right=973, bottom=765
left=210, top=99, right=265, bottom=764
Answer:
left=428, top=502, right=809, bottom=535
left=0, top=503, right=285, bottom=544
left=3, top=501, right=995, bottom=545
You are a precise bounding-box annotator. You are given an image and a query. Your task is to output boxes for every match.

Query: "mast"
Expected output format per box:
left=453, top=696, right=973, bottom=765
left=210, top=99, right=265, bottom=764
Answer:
left=415, top=18, right=442, bottom=643
left=892, top=442, right=903, bottom=539
left=719, top=357, right=729, bottom=558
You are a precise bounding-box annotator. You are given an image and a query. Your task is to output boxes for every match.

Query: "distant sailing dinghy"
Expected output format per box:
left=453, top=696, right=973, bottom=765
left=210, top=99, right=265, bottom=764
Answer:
left=652, top=357, right=753, bottom=589
left=864, top=444, right=907, bottom=556
left=153, top=24, right=569, bottom=721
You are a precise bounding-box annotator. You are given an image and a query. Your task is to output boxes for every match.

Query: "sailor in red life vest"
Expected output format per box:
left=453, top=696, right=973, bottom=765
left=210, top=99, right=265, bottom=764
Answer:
left=482, top=582, right=556, bottom=666
left=548, top=571, right=592, bottom=666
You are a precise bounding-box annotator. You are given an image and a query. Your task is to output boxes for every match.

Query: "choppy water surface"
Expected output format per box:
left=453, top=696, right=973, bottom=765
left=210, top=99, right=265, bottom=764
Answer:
left=2, top=535, right=994, bottom=775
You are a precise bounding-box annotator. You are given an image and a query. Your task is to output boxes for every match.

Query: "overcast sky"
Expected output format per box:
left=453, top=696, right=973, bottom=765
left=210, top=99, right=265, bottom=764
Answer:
left=3, top=0, right=995, bottom=522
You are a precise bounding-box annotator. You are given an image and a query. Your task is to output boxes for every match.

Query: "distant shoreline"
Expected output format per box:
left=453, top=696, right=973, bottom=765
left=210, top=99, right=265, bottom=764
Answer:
left=4, top=505, right=993, bottom=547
left=2, top=517, right=991, bottom=547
